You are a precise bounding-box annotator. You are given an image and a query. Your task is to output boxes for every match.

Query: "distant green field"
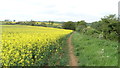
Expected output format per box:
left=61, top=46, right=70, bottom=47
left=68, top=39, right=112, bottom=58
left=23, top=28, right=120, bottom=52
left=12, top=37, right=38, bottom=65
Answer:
left=72, top=32, right=118, bottom=66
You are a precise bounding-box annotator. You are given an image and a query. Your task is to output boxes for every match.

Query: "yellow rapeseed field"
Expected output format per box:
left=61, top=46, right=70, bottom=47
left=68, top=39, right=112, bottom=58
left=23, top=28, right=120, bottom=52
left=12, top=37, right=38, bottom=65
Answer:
left=1, top=25, right=72, bottom=66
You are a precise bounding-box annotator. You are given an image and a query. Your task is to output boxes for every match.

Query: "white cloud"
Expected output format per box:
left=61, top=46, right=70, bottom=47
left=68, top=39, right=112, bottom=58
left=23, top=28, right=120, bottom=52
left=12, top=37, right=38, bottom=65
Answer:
left=0, top=0, right=119, bottom=22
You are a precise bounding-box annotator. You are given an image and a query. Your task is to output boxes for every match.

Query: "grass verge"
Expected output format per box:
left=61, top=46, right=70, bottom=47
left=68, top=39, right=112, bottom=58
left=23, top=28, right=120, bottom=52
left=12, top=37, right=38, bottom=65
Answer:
left=72, top=32, right=118, bottom=66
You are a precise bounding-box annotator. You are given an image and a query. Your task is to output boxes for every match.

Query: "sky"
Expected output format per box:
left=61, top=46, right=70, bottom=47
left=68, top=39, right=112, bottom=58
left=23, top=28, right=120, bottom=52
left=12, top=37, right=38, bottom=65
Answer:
left=0, top=0, right=120, bottom=23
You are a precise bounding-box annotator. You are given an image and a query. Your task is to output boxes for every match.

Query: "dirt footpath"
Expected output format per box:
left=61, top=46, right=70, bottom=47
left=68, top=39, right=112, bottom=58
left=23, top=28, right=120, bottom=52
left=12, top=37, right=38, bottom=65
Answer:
left=67, top=32, right=78, bottom=66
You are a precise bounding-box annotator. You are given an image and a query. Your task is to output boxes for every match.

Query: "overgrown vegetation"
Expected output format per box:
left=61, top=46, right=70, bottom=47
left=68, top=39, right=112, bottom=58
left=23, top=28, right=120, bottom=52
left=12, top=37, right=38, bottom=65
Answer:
left=90, top=14, right=120, bottom=41
left=62, top=14, right=119, bottom=41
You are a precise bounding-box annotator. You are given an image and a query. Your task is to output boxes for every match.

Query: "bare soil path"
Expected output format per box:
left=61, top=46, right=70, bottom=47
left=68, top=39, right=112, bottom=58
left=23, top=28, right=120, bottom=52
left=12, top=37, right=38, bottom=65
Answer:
left=67, top=32, right=78, bottom=66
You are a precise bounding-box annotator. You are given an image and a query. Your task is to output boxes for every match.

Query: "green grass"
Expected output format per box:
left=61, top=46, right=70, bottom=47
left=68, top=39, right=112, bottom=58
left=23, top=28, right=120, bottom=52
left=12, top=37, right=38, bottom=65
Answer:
left=72, top=32, right=118, bottom=66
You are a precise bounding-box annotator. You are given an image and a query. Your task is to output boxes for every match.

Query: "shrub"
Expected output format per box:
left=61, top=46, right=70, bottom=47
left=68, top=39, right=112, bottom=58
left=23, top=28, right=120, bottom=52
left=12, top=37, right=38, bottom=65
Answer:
left=82, top=27, right=100, bottom=38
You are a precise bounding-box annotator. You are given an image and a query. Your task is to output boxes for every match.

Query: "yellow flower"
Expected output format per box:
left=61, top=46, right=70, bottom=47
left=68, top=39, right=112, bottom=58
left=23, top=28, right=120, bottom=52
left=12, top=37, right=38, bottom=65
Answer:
left=2, top=25, right=73, bottom=66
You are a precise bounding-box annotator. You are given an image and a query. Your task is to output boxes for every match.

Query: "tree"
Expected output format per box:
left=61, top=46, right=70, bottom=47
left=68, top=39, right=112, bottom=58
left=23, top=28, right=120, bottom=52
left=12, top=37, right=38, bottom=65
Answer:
left=48, top=21, right=54, bottom=25
left=76, top=20, right=87, bottom=32
left=30, top=21, right=36, bottom=26
left=13, top=20, right=16, bottom=22
left=91, top=21, right=103, bottom=32
left=50, top=21, right=54, bottom=25
left=62, top=21, right=75, bottom=30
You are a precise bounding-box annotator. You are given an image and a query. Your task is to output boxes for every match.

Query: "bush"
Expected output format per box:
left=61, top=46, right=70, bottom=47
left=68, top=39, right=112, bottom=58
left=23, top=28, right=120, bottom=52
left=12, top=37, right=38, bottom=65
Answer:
left=90, top=14, right=119, bottom=41
left=82, top=27, right=100, bottom=38
left=76, top=25, right=86, bottom=32
left=104, top=32, right=118, bottom=41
